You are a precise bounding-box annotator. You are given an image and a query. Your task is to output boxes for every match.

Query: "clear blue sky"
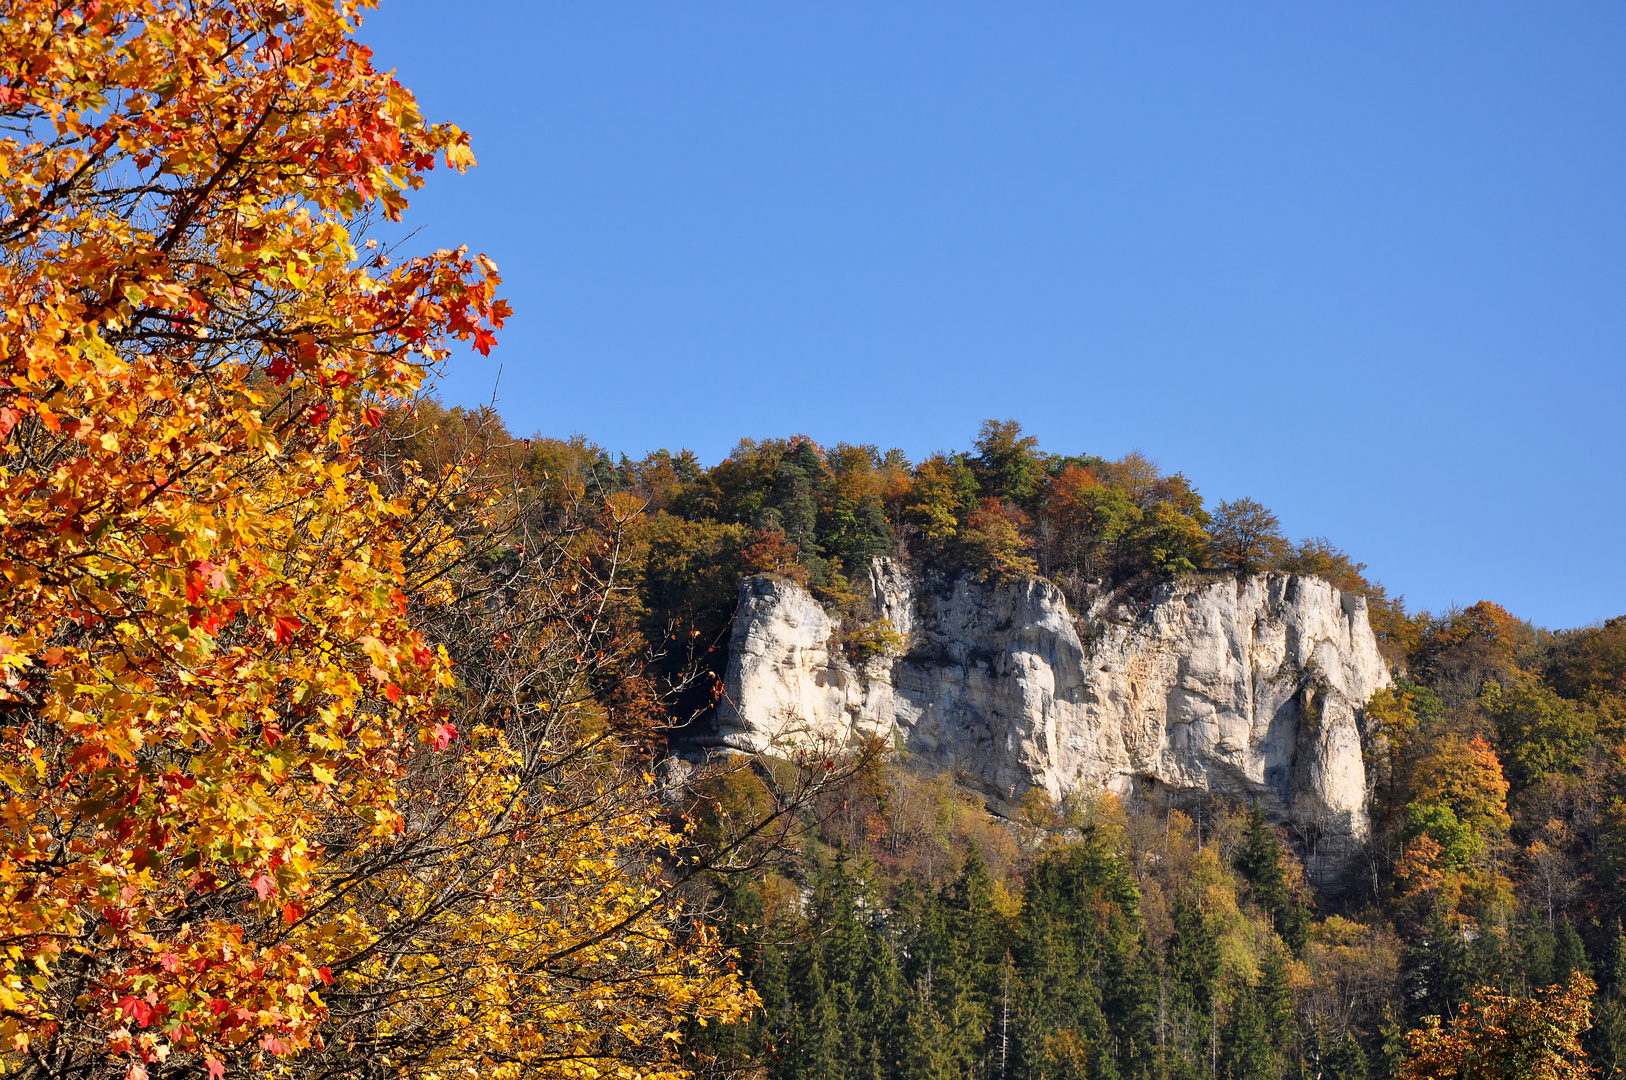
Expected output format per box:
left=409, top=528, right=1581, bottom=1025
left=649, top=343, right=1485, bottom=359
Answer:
left=360, top=2, right=1625, bottom=631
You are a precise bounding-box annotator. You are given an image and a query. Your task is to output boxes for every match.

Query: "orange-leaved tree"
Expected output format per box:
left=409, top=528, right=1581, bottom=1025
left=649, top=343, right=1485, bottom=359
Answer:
left=1397, top=971, right=1596, bottom=1080
left=0, top=3, right=756, bottom=1079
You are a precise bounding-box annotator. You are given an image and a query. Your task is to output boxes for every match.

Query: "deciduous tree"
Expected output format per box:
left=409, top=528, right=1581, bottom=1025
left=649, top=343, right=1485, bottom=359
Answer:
left=1398, top=971, right=1596, bottom=1080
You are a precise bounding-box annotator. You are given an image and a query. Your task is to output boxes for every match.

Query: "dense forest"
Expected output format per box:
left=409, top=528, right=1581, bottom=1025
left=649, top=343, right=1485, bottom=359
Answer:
left=416, top=404, right=1626, bottom=1080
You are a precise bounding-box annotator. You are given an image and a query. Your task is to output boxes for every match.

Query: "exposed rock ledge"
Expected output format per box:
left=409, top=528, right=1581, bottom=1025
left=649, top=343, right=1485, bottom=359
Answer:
left=712, top=561, right=1391, bottom=881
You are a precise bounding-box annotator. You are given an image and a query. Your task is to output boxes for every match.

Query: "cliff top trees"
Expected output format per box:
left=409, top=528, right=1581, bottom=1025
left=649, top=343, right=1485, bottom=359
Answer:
left=1209, top=498, right=1290, bottom=577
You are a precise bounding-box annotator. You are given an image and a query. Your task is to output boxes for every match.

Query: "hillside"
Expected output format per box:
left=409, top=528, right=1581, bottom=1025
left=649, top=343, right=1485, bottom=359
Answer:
left=409, top=403, right=1626, bottom=1079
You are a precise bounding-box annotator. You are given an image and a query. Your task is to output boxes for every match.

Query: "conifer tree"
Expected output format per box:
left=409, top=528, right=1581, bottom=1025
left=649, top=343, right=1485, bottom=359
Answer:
left=1236, top=807, right=1309, bottom=955
left=1217, top=982, right=1272, bottom=1080
left=900, top=987, right=957, bottom=1080
left=1257, top=947, right=1296, bottom=1056
left=1554, top=920, right=1594, bottom=986
left=1323, top=1030, right=1370, bottom=1080
left=1596, top=922, right=1626, bottom=1079
left=1406, top=908, right=1475, bottom=1027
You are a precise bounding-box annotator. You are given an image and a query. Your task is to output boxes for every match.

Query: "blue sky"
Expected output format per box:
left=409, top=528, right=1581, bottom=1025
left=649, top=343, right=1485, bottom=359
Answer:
left=360, top=2, right=1626, bottom=630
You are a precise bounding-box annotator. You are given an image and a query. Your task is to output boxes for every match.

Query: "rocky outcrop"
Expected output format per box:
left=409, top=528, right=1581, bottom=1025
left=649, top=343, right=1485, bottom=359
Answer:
left=714, top=561, right=1391, bottom=881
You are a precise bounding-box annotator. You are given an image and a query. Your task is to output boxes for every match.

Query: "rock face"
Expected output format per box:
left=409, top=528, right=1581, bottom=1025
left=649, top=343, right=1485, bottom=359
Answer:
left=714, top=561, right=1391, bottom=881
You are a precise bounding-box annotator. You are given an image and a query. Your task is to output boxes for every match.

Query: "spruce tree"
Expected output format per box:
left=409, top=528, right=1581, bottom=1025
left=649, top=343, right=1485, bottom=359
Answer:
left=1235, top=807, right=1309, bottom=955
left=1166, top=895, right=1221, bottom=1078
left=1217, top=983, right=1272, bottom=1080
left=1322, top=1030, right=1369, bottom=1080
left=1256, top=947, right=1295, bottom=1055
left=1406, top=908, right=1473, bottom=1026
left=789, top=951, right=842, bottom=1080
left=900, top=987, right=957, bottom=1080
left=1595, top=921, right=1626, bottom=1079
left=1554, top=919, right=1593, bottom=985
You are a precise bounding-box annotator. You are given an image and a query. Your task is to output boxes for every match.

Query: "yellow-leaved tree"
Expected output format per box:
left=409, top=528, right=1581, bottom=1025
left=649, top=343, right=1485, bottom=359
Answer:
left=1397, top=972, right=1596, bottom=1080
left=0, top=3, right=764, bottom=1078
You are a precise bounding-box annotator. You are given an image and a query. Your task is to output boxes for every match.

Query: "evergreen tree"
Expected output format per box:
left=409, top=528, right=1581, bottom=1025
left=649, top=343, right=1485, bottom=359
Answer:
left=788, top=951, right=842, bottom=1080
left=764, top=440, right=831, bottom=582
left=1518, top=919, right=1558, bottom=991
left=1322, top=1030, right=1369, bottom=1080
left=1554, top=919, right=1593, bottom=986
left=1256, top=947, right=1295, bottom=1055
left=1235, top=807, right=1309, bottom=955
left=900, top=987, right=958, bottom=1080
left=1596, top=921, right=1626, bottom=1079
left=1166, top=895, right=1221, bottom=1078
left=1217, top=982, right=1272, bottom=1080
left=1406, top=908, right=1474, bottom=1026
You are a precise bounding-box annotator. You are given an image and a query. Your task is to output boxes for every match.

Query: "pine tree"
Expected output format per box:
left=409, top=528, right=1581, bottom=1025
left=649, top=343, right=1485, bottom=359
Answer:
left=1235, top=807, right=1309, bottom=955
left=1406, top=908, right=1474, bottom=1026
left=1217, top=982, right=1272, bottom=1080
left=1322, top=1030, right=1369, bottom=1080
left=1554, top=919, right=1593, bottom=986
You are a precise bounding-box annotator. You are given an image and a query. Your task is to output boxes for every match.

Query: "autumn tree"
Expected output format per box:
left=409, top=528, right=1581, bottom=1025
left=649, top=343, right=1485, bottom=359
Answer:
left=0, top=4, right=755, bottom=1078
left=1209, top=497, right=1290, bottom=577
left=971, top=419, right=1044, bottom=508
left=960, top=498, right=1038, bottom=584
left=1398, top=971, right=1596, bottom=1080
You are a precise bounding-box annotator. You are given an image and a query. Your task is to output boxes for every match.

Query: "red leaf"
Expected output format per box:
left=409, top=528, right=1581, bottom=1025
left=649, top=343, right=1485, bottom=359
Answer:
left=384, top=683, right=401, bottom=703
left=361, top=406, right=384, bottom=427
left=271, top=615, right=300, bottom=645
left=205, top=1057, right=225, bottom=1080
left=118, top=996, right=154, bottom=1027
left=251, top=873, right=277, bottom=901
left=431, top=722, right=457, bottom=751
left=318, top=966, right=333, bottom=985
left=0, top=406, right=19, bottom=436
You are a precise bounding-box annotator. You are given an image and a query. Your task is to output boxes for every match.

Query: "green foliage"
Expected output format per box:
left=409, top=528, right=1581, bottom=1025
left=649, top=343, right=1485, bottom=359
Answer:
left=1481, top=675, right=1597, bottom=791
left=1235, top=808, right=1310, bottom=955
left=1209, top=498, right=1289, bottom=577
left=1545, top=616, right=1626, bottom=704
left=847, top=619, right=907, bottom=664
left=973, top=419, right=1046, bottom=507
left=1403, top=802, right=1485, bottom=872
left=594, top=419, right=1626, bottom=1079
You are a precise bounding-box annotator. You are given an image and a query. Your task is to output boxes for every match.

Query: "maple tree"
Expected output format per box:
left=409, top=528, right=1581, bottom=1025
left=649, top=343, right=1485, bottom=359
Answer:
left=0, top=3, right=757, bottom=1078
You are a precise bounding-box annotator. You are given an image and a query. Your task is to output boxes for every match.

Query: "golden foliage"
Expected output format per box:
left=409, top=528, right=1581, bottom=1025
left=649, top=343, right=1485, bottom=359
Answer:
left=0, top=3, right=751, bottom=1077
left=1398, top=972, right=1596, bottom=1080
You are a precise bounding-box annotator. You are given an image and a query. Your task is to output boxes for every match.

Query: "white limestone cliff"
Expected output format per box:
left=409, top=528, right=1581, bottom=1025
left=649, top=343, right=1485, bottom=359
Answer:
left=714, top=560, right=1391, bottom=880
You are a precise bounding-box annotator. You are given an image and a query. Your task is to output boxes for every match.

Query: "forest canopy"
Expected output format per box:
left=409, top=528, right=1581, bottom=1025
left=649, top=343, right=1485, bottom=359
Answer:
left=431, top=408, right=1626, bottom=1080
